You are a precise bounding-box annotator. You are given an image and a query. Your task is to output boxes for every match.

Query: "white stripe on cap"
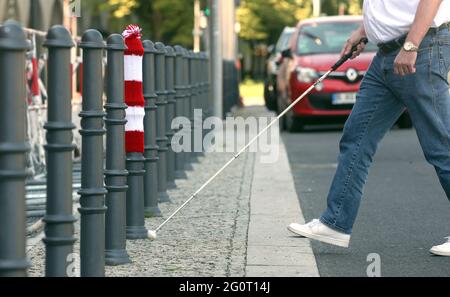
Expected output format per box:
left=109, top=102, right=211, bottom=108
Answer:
left=125, top=106, right=145, bottom=132
left=124, top=55, right=143, bottom=82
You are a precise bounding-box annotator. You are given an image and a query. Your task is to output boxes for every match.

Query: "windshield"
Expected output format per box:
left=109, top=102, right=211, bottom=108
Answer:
left=297, top=22, right=378, bottom=55
left=276, top=31, right=294, bottom=53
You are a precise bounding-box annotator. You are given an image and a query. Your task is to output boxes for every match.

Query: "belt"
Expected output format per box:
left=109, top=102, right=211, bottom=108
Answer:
left=378, top=21, right=450, bottom=54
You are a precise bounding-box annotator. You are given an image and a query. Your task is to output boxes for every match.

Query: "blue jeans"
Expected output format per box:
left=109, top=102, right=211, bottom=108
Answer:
left=320, top=28, right=450, bottom=235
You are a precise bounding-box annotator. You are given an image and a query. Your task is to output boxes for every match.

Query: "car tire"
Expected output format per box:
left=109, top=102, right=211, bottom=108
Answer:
left=397, top=112, right=413, bottom=129
left=278, top=115, right=286, bottom=133
left=277, top=99, right=286, bottom=132
left=264, top=79, right=277, bottom=112
left=285, top=109, right=304, bottom=133
left=278, top=108, right=286, bottom=132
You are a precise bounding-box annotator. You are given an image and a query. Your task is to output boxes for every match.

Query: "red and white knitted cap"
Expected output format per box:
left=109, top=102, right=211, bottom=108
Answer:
left=122, top=24, right=145, bottom=153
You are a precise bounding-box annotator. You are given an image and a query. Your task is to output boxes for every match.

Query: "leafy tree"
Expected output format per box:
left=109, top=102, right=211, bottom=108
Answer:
left=237, top=0, right=363, bottom=45
left=322, top=0, right=362, bottom=15
left=83, top=0, right=193, bottom=47
left=237, top=0, right=312, bottom=45
left=134, top=0, right=194, bottom=47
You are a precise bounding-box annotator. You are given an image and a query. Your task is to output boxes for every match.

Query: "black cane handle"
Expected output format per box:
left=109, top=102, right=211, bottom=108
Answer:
left=332, top=37, right=369, bottom=71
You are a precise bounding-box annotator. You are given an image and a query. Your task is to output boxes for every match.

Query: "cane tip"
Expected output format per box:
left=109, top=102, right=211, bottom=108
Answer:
left=148, top=230, right=157, bottom=240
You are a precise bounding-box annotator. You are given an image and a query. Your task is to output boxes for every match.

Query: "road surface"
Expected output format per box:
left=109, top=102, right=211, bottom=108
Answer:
left=283, top=126, right=450, bottom=277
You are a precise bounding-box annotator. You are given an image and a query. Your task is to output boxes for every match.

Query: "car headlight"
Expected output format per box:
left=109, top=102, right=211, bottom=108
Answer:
left=296, top=67, right=319, bottom=83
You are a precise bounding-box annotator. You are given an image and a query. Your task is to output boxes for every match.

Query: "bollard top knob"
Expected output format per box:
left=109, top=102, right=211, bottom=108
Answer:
left=181, top=48, right=190, bottom=58
left=142, top=40, right=157, bottom=54
left=106, top=34, right=127, bottom=51
left=174, top=45, right=185, bottom=57
left=79, top=29, right=105, bottom=49
left=0, top=20, right=31, bottom=51
left=154, top=42, right=166, bottom=54
left=43, top=25, right=74, bottom=49
left=165, top=45, right=176, bottom=57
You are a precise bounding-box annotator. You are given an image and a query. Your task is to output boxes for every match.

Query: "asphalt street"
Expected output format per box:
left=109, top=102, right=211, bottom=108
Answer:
left=283, top=126, right=450, bottom=277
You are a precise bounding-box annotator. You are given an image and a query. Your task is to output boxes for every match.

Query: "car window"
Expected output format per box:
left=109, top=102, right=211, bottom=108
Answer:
left=297, top=22, right=378, bottom=55
left=276, top=31, right=294, bottom=53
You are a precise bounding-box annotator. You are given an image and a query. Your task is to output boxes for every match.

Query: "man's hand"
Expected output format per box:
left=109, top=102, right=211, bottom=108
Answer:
left=341, top=27, right=367, bottom=59
left=394, top=0, right=443, bottom=76
left=394, top=49, right=418, bottom=76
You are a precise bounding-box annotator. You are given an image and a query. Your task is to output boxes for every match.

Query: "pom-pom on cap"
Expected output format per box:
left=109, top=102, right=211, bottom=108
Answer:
left=122, top=25, right=142, bottom=39
left=122, top=24, right=144, bottom=56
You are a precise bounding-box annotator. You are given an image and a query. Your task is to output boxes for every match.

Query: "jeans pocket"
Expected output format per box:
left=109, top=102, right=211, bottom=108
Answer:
left=439, top=44, right=450, bottom=76
left=439, top=33, right=450, bottom=45
left=416, top=47, right=432, bottom=68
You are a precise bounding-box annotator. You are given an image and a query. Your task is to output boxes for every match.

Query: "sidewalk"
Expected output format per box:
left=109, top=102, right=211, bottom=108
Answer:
left=26, top=106, right=319, bottom=277
left=246, top=118, right=319, bottom=277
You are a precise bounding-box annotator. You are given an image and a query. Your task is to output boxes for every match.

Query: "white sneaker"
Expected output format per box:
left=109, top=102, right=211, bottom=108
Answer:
left=430, top=237, right=450, bottom=257
left=288, top=219, right=351, bottom=248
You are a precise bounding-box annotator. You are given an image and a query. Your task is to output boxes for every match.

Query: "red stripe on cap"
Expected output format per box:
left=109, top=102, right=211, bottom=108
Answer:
left=125, top=131, right=145, bottom=153
left=124, top=38, right=144, bottom=56
left=124, top=80, right=145, bottom=107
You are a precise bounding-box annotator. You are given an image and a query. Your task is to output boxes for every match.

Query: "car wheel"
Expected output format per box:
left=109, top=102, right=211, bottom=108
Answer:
left=397, top=112, right=413, bottom=129
left=285, top=109, right=303, bottom=133
left=264, top=79, right=277, bottom=111
left=277, top=99, right=286, bottom=132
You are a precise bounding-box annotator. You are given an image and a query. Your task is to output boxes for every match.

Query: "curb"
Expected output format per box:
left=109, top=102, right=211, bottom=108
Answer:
left=246, top=128, right=320, bottom=277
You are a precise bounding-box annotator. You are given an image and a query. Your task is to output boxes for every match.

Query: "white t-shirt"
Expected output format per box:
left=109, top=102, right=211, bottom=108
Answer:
left=363, top=0, right=450, bottom=44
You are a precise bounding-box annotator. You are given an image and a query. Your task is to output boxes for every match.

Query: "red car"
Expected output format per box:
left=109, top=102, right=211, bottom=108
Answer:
left=277, top=16, right=412, bottom=131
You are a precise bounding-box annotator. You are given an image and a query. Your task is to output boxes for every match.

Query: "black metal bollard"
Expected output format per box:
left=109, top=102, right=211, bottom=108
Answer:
left=204, top=53, right=212, bottom=146
left=125, top=44, right=148, bottom=240
left=188, top=51, right=199, bottom=163
left=154, top=42, right=171, bottom=203
left=204, top=53, right=211, bottom=119
left=78, top=30, right=108, bottom=277
left=165, top=46, right=177, bottom=189
left=104, top=34, right=131, bottom=266
left=194, top=52, right=204, bottom=158
left=200, top=52, right=210, bottom=146
left=183, top=49, right=194, bottom=171
left=125, top=149, right=148, bottom=240
left=125, top=146, right=147, bottom=237
left=142, top=40, right=162, bottom=217
left=42, top=25, right=77, bottom=277
left=174, top=46, right=187, bottom=179
left=0, top=21, right=31, bottom=277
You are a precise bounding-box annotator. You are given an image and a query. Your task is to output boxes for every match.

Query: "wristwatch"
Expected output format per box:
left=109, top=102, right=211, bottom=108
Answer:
left=403, top=41, right=419, bottom=52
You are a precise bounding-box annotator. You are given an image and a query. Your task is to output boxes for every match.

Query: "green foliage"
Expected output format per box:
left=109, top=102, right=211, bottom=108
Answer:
left=135, top=0, right=194, bottom=47
left=81, top=0, right=363, bottom=48
left=322, top=0, right=363, bottom=15
left=237, top=0, right=312, bottom=44
left=237, top=0, right=363, bottom=45
left=80, top=0, right=137, bottom=35
left=82, top=0, right=195, bottom=48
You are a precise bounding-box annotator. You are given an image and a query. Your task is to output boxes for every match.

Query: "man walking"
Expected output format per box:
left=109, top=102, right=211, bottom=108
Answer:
left=289, top=0, right=450, bottom=256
